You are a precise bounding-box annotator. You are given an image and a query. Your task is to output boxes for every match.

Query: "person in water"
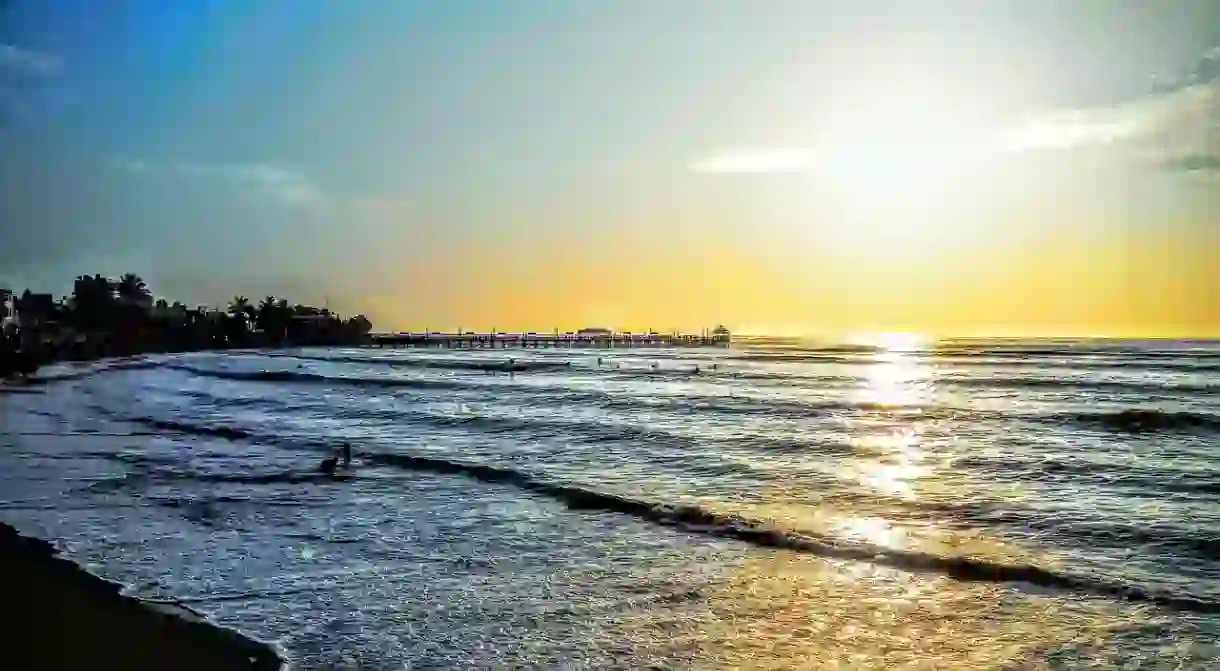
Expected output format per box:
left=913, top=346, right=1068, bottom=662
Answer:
left=318, top=453, right=338, bottom=475
left=341, top=442, right=352, bottom=468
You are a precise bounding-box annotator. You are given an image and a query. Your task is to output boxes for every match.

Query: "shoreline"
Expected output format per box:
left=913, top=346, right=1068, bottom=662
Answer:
left=1, top=332, right=371, bottom=380
left=0, top=521, right=284, bottom=670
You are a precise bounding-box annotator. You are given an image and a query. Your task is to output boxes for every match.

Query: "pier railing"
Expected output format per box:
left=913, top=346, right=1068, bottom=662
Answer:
left=367, top=331, right=729, bottom=349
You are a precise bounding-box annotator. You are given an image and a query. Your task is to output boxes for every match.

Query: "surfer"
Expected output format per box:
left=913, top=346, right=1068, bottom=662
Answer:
left=318, top=453, right=338, bottom=476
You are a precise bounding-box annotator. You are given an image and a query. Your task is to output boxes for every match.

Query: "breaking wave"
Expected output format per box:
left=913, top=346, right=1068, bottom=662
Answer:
left=354, top=450, right=1220, bottom=614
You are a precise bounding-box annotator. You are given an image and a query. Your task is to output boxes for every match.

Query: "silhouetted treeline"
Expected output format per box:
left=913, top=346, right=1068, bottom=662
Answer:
left=1, top=273, right=373, bottom=377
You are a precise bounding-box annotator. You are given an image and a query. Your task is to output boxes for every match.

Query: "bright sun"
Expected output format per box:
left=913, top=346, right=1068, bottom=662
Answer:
left=810, top=90, right=991, bottom=207
left=694, top=82, right=1001, bottom=244
left=846, top=331, right=930, bottom=351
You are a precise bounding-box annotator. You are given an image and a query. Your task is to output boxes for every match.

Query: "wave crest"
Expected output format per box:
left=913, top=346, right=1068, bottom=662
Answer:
left=361, top=451, right=1218, bottom=614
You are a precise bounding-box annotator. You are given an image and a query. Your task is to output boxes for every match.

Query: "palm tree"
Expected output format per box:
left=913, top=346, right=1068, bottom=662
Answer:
left=348, top=314, right=372, bottom=335
left=115, top=273, right=150, bottom=301
left=228, top=296, right=251, bottom=317
left=256, top=296, right=285, bottom=334
left=70, top=274, right=115, bottom=330
left=257, top=295, right=276, bottom=320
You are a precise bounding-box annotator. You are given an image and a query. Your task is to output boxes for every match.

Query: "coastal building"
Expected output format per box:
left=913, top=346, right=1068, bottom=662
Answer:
left=117, top=293, right=154, bottom=312
left=711, top=324, right=731, bottom=344
left=287, top=313, right=332, bottom=343
left=13, top=292, right=60, bottom=347
left=15, top=293, right=57, bottom=331
left=150, top=302, right=188, bottom=322
left=576, top=327, right=612, bottom=337
left=1, top=289, right=15, bottom=336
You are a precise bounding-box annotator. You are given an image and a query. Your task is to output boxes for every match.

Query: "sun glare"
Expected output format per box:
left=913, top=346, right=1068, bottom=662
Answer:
left=847, top=332, right=930, bottom=352
left=808, top=85, right=994, bottom=207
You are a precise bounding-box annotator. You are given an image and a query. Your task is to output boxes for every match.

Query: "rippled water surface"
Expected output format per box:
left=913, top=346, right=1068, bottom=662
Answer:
left=2, top=339, right=1219, bottom=668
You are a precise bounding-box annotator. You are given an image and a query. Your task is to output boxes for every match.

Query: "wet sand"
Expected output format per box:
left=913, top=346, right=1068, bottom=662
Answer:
left=0, top=522, right=282, bottom=670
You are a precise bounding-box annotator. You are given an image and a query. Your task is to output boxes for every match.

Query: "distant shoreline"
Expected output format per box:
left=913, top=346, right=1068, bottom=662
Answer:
left=0, top=521, right=283, bottom=670
left=1, top=336, right=369, bottom=381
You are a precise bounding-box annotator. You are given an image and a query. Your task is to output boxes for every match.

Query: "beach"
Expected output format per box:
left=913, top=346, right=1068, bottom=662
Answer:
left=0, top=343, right=1217, bottom=668
left=0, top=521, right=281, bottom=670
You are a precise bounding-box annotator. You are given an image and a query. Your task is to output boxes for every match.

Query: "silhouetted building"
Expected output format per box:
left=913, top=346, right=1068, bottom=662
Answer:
left=15, top=293, right=56, bottom=330
left=117, top=293, right=154, bottom=311
left=1, top=289, right=15, bottom=337
left=288, top=314, right=332, bottom=344
left=13, top=292, right=60, bottom=348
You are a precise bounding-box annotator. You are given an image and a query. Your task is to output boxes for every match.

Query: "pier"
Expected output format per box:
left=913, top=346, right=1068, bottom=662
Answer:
left=368, top=328, right=730, bottom=349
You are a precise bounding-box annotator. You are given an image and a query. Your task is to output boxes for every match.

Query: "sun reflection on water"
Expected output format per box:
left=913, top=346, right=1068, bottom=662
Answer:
left=615, top=333, right=1143, bottom=667
left=830, top=341, right=937, bottom=547
left=848, top=348, right=933, bottom=409
left=612, top=550, right=1143, bottom=670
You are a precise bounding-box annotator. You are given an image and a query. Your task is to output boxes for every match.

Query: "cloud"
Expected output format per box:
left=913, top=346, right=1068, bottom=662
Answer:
left=108, top=157, right=329, bottom=208
left=213, top=164, right=328, bottom=206
left=0, top=44, right=62, bottom=78
left=999, top=109, right=1141, bottom=153
left=106, top=156, right=420, bottom=211
left=1161, top=154, right=1220, bottom=173
left=692, top=45, right=1220, bottom=176
left=692, top=149, right=815, bottom=174
left=0, top=43, right=64, bottom=125
left=106, top=156, right=151, bottom=175
left=983, top=45, right=1220, bottom=170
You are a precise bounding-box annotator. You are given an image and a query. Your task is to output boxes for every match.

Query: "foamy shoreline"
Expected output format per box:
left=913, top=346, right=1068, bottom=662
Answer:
left=0, top=520, right=285, bottom=670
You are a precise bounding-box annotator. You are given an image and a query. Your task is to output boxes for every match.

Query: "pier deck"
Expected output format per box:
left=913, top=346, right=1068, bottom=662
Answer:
left=367, top=331, right=729, bottom=349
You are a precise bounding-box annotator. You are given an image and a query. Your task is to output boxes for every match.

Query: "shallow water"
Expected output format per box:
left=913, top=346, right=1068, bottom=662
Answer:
left=1, top=340, right=1218, bottom=668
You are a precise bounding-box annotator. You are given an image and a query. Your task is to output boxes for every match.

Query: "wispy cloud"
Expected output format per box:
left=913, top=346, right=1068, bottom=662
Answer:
left=0, top=44, right=62, bottom=78
left=692, top=149, right=816, bottom=174
left=107, top=156, right=151, bottom=174
left=108, top=158, right=328, bottom=208
left=0, top=43, right=64, bottom=125
left=693, top=45, right=1220, bottom=176
left=998, top=109, right=1141, bottom=153
left=106, top=156, right=416, bottom=212
left=1003, top=52, right=1219, bottom=167
left=182, top=163, right=328, bottom=206
left=1162, top=154, right=1220, bottom=173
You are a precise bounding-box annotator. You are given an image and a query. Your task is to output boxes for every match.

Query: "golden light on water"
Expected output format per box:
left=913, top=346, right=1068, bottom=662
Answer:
left=613, top=551, right=1144, bottom=670
left=628, top=332, right=1154, bottom=668
left=848, top=351, right=931, bottom=409
left=846, top=332, right=932, bottom=352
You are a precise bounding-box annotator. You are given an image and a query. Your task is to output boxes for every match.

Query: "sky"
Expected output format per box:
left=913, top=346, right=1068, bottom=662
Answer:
left=2, top=0, right=1219, bottom=337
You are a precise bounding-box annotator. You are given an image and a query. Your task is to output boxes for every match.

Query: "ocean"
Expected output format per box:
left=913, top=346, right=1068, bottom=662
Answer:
left=1, top=339, right=1218, bottom=669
